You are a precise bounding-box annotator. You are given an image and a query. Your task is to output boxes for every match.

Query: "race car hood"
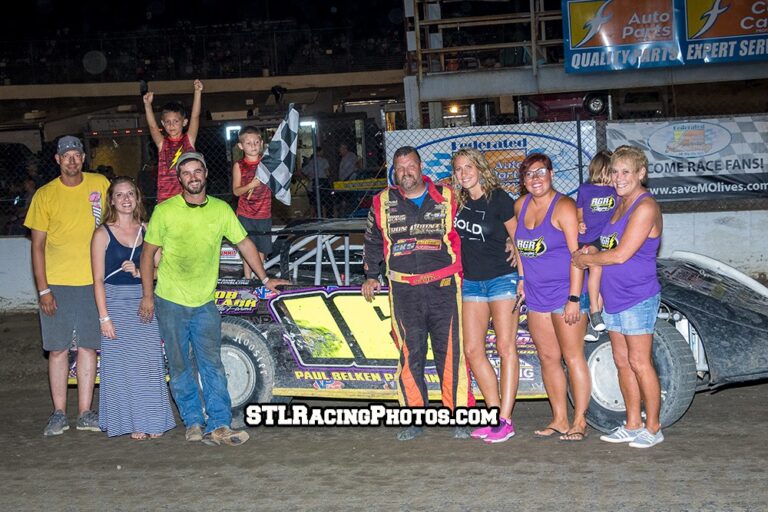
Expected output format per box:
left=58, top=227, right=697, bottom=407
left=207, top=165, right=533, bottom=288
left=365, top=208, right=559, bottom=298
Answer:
left=657, top=258, right=768, bottom=388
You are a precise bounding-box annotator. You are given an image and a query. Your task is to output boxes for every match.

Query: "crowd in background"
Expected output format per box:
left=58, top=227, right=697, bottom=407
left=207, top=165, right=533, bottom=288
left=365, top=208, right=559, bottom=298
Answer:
left=0, top=19, right=404, bottom=86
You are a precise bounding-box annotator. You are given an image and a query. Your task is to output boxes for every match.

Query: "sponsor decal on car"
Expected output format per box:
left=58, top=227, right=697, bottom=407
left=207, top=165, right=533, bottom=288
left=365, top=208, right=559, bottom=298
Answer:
left=215, top=290, right=260, bottom=315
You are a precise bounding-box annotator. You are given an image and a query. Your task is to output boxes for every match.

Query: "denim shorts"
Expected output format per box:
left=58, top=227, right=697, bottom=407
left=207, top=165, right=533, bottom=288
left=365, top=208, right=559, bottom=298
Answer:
left=603, top=293, right=661, bottom=335
left=462, top=272, right=519, bottom=303
left=550, top=291, right=590, bottom=315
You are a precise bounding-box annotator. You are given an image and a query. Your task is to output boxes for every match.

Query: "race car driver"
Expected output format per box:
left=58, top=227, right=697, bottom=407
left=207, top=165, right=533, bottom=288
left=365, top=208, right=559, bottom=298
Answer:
left=362, top=145, right=472, bottom=440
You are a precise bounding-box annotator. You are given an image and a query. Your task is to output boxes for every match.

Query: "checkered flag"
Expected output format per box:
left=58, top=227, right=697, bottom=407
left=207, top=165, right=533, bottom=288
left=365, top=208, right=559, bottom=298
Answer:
left=256, top=104, right=300, bottom=205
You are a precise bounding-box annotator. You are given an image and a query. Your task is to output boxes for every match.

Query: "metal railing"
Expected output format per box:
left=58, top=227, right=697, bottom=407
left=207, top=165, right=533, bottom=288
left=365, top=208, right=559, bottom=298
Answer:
left=409, top=0, right=564, bottom=79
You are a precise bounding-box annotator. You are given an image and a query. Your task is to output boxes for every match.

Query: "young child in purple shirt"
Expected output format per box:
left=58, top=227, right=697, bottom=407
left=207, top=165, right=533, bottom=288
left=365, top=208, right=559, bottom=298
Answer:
left=575, top=150, right=616, bottom=341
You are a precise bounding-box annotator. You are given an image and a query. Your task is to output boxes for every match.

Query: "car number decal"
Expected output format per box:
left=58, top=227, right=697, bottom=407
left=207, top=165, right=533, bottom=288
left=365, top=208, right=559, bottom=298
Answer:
left=269, top=288, right=435, bottom=368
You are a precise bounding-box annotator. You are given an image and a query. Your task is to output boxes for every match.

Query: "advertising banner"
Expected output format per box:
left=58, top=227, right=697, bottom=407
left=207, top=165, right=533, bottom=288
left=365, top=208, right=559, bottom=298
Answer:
left=564, top=0, right=683, bottom=72
left=607, top=115, right=768, bottom=200
left=563, top=0, right=768, bottom=73
left=684, top=0, right=768, bottom=65
left=384, top=122, right=597, bottom=198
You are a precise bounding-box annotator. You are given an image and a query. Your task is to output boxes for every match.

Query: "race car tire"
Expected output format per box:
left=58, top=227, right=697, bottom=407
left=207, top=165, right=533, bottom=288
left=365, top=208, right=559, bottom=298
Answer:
left=220, top=317, right=277, bottom=416
left=583, top=320, right=697, bottom=433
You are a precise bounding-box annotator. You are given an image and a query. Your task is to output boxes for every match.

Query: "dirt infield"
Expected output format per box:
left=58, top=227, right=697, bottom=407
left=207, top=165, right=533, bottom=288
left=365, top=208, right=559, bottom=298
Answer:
left=1, top=312, right=766, bottom=512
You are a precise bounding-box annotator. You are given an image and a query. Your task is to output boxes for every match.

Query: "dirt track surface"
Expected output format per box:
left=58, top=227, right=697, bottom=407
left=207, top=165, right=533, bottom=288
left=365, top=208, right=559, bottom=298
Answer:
left=1, top=312, right=766, bottom=512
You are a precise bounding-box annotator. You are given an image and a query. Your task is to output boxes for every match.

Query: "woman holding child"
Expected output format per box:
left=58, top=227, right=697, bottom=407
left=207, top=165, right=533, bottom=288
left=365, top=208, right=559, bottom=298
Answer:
left=572, top=146, right=665, bottom=449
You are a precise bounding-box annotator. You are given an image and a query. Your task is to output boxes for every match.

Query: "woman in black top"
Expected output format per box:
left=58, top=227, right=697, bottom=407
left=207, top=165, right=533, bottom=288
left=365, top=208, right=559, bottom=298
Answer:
left=453, top=148, right=521, bottom=444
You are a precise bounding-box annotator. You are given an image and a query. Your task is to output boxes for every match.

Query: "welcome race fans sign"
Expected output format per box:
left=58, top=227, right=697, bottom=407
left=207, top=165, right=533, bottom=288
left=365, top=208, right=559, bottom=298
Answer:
left=563, top=0, right=768, bottom=73
left=607, top=115, right=768, bottom=201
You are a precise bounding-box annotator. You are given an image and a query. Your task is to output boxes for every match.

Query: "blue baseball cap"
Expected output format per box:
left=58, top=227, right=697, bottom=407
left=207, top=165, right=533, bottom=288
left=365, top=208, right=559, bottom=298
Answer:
left=57, top=136, right=84, bottom=156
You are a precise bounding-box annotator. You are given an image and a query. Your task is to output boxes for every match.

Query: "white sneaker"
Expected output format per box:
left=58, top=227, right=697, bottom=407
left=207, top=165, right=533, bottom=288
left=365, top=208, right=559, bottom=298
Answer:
left=600, top=423, right=644, bottom=443
left=589, top=311, right=606, bottom=332
left=628, top=428, right=664, bottom=449
left=584, top=323, right=600, bottom=342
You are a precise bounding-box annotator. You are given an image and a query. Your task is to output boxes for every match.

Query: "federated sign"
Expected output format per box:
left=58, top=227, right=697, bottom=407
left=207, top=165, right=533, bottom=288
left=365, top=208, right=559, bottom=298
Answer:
left=563, top=0, right=768, bottom=73
left=607, top=115, right=768, bottom=200
left=384, top=122, right=597, bottom=198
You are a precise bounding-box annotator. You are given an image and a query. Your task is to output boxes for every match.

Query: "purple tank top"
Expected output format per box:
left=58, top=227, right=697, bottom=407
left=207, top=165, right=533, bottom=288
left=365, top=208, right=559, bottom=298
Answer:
left=515, top=193, right=571, bottom=311
left=576, top=183, right=617, bottom=244
left=600, top=193, right=661, bottom=314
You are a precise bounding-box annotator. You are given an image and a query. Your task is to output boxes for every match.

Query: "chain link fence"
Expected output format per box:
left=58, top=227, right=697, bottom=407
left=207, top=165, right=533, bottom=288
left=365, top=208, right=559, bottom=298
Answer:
left=2, top=108, right=767, bottom=237
left=0, top=113, right=389, bottom=234
left=1, top=139, right=53, bottom=236
left=291, top=115, right=387, bottom=222
left=383, top=120, right=592, bottom=203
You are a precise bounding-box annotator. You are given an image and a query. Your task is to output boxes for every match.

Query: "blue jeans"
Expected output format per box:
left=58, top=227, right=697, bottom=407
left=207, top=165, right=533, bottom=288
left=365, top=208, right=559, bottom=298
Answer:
left=155, top=296, right=231, bottom=433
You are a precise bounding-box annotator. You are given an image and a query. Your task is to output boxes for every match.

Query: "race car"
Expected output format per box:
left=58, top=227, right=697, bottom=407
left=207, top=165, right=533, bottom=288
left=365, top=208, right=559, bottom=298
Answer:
left=216, top=219, right=768, bottom=433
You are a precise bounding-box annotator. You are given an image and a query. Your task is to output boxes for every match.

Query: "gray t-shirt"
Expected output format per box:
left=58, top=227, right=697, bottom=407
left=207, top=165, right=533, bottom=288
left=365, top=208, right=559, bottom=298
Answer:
left=302, top=156, right=329, bottom=179
left=338, top=152, right=358, bottom=181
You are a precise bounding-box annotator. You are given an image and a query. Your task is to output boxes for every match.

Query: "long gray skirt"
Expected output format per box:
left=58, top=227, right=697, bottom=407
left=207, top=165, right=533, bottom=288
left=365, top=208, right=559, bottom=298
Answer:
left=98, top=283, right=176, bottom=437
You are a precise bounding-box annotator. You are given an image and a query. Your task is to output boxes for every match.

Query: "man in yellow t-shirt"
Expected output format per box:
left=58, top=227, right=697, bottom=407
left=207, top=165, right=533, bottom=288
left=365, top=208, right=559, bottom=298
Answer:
left=24, top=135, right=110, bottom=437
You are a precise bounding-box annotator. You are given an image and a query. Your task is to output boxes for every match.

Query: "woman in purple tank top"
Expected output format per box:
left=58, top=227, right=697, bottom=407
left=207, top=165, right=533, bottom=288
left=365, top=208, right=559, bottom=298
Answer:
left=514, top=153, right=590, bottom=442
left=573, top=146, right=665, bottom=449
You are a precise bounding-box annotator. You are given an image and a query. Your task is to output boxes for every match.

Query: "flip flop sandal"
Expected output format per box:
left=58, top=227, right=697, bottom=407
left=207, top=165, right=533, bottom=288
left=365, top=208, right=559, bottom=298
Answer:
left=130, top=432, right=148, bottom=441
left=534, top=427, right=566, bottom=439
left=560, top=431, right=587, bottom=442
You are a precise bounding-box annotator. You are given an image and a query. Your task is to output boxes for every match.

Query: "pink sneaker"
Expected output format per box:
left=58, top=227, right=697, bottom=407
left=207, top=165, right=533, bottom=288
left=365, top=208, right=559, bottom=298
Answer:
left=484, top=418, right=516, bottom=443
left=470, top=425, right=494, bottom=439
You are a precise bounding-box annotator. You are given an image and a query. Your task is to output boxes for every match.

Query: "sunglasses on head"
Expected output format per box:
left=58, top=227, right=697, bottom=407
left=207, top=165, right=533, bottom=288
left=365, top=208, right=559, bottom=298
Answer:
left=184, top=197, right=209, bottom=208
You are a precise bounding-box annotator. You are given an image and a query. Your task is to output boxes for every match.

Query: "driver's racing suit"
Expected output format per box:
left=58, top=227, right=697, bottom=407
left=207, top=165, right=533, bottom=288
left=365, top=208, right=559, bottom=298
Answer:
left=363, top=176, right=471, bottom=409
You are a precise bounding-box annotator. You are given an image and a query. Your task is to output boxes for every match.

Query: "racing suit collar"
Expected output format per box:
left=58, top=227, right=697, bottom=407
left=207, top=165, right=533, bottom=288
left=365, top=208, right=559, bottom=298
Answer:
left=393, top=175, right=445, bottom=204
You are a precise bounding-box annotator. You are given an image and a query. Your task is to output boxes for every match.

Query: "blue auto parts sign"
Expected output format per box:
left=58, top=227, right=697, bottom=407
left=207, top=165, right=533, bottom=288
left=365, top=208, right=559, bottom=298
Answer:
left=564, top=0, right=683, bottom=72
left=563, top=0, right=768, bottom=73
left=684, top=0, right=768, bottom=65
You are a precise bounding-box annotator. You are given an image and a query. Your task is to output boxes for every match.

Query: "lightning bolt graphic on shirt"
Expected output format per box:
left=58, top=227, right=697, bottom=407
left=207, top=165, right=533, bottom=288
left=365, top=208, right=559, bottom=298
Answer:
left=170, top=146, right=184, bottom=169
